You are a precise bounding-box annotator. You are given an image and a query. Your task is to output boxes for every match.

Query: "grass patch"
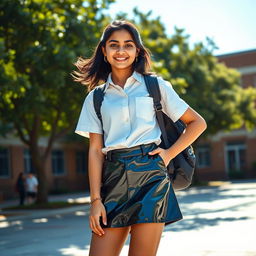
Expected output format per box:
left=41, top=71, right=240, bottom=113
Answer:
left=3, top=201, right=88, bottom=211
left=191, top=180, right=209, bottom=187
left=0, top=212, right=27, bottom=219
left=191, top=180, right=230, bottom=188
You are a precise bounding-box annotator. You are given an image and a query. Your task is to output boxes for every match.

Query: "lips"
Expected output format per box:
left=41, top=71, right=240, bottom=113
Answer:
left=114, top=57, right=129, bottom=62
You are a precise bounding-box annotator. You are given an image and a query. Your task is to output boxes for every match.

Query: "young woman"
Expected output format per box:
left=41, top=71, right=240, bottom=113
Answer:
left=73, top=20, right=206, bottom=256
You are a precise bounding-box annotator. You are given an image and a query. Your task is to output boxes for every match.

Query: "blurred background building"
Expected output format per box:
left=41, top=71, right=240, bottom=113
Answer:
left=197, top=49, right=256, bottom=180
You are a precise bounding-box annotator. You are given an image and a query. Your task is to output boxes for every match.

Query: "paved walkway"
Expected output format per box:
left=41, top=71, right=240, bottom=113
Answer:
left=0, top=180, right=256, bottom=256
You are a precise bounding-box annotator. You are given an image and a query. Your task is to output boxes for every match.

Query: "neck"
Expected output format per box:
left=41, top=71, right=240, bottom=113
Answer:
left=111, top=68, right=133, bottom=87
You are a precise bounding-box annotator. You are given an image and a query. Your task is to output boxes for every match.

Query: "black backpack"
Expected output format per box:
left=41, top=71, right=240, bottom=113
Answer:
left=93, top=75, right=196, bottom=190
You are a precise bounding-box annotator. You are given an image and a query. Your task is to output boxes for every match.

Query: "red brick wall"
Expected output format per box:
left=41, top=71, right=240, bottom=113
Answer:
left=197, top=132, right=256, bottom=181
left=246, top=137, right=256, bottom=177
left=0, top=143, right=89, bottom=200
left=242, top=73, right=256, bottom=88
left=197, top=139, right=228, bottom=181
left=218, top=50, right=256, bottom=68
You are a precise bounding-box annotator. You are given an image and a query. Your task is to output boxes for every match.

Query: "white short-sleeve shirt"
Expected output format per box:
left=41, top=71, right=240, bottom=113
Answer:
left=26, top=176, right=38, bottom=192
left=75, top=71, right=189, bottom=154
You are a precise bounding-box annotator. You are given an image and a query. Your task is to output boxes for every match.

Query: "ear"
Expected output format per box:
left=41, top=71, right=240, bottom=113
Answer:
left=136, top=48, right=140, bottom=57
left=102, top=46, right=106, bottom=56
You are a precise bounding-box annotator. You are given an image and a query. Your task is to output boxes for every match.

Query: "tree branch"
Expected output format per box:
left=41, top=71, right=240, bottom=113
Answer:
left=30, top=113, right=40, bottom=144
left=55, top=126, right=73, bottom=140
left=14, top=122, right=30, bottom=145
left=12, top=98, right=32, bottom=134
left=42, top=108, right=61, bottom=161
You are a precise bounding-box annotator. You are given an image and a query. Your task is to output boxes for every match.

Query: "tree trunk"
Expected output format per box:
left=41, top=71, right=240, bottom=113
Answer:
left=36, top=162, right=48, bottom=204
left=30, top=134, right=50, bottom=204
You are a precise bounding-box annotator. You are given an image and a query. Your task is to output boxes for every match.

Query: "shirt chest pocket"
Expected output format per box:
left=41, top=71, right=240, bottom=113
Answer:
left=135, top=97, right=155, bottom=122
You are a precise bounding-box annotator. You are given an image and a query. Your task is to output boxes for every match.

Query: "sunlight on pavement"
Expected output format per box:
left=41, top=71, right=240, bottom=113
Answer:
left=59, top=242, right=131, bottom=256
left=59, top=245, right=89, bottom=256
left=0, top=221, right=9, bottom=228
left=0, top=220, right=22, bottom=228
left=32, top=218, right=48, bottom=223
left=0, top=215, right=6, bottom=221
left=75, top=211, right=86, bottom=216
left=158, top=218, right=256, bottom=256
left=67, top=198, right=89, bottom=204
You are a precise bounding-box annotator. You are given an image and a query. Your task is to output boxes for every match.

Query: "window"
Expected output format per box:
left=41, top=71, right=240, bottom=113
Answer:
left=0, top=148, right=10, bottom=177
left=52, top=150, right=65, bottom=175
left=197, top=145, right=211, bottom=168
left=76, top=151, right=86, bottom=174
left=24, top=149, right=35, bottom=174
left=225, top=142, right=246, bottom=172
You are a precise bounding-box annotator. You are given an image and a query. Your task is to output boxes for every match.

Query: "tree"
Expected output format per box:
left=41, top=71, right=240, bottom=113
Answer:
left=126, top=9, right=256, bottom=134
left=0, top=0, right=114, bottom=203
left=125, top=9, right=256, bottom=183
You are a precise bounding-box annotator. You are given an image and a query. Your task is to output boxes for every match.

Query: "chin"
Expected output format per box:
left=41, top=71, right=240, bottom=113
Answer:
left=112, top=63, right=133, bottom=70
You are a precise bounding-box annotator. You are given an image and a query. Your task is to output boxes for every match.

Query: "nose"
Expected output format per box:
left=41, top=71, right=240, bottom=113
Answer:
left=116, top=46, right=126, bottom=53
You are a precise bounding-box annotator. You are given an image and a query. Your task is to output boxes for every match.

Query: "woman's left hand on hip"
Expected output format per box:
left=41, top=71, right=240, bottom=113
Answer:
left=148, top=147, right=171, bottom=167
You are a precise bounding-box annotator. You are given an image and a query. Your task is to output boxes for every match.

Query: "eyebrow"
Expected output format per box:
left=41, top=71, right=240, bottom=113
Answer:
left=108, top=39, right=134, bottom=43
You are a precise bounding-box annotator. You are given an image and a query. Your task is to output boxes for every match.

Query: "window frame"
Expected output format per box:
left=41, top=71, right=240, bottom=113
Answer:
left=196, top=145, right=211, bottom=168
left=51, top=149, right=65, bottom=176
left=0, top=147, right=11, bottom=178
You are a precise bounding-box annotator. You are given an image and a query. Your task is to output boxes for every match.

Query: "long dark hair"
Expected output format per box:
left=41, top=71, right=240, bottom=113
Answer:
left=71, top=20, right=152, bottom=91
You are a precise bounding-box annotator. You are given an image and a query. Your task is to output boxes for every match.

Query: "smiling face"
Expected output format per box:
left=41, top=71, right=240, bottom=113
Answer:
left=102, top=29, right=139, bottom=74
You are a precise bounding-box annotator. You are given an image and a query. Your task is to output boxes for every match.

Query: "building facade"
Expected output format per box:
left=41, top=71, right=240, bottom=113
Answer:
left=0, top=137, right=89, bottom=201
left=196, top=49, right=256, bottom=180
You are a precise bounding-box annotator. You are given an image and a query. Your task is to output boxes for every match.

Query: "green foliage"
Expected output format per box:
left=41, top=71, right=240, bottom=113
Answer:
left=124, top=9, right=256, bottom=135
left=0, top=0, right=113, bottom=141
left=0, top=0, right=114, bottom=202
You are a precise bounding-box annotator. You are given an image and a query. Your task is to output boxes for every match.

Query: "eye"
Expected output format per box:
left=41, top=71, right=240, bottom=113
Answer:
left=125, top=43, right=134, bottom=49
left=109, top=43, right=119, bottom=49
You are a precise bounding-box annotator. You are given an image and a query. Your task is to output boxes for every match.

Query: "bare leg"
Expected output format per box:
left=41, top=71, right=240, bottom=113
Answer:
left=89, top=226, right=130, bottom=256
left=128, top=223, right=165, bottom=256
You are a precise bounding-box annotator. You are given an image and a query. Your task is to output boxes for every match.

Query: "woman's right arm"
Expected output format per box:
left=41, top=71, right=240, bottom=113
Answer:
left=88, top=132, right=107, bottom=236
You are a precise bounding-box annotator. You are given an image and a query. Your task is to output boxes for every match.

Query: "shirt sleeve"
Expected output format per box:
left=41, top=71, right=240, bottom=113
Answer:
left=74, top=90, right=103, bottom=138
left=158, top=77, right=189, bottom=122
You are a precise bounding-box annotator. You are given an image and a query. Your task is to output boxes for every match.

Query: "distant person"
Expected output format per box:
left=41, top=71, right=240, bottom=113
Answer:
left=15, top=172, right=26, bottom=206
left=26, top=172, right=38, bottom=204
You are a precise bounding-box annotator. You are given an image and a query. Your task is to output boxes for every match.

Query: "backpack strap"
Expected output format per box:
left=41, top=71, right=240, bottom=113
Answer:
left=93, top=87, right=104, bottom=125
left=93, top=84, right=107, bottom=143
left=144, top=75, right=169, bottom=148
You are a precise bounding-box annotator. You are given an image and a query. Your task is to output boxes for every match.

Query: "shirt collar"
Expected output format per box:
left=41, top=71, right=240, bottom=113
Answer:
left=104, top=71, right=143, bottom=91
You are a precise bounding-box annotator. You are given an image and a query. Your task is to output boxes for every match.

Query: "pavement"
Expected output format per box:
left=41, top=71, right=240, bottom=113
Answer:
left=0, top=180, right=256, bottom=256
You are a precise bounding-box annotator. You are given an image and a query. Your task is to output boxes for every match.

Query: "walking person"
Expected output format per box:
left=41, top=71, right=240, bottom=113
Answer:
left=73, top=20, right=207, bottom=256
left=25, top=172, right=38, bottom=204
left=15, top=172, right=26, bottom=206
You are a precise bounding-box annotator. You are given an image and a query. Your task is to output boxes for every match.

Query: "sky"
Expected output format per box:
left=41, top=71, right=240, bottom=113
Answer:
left=106, top=0, right=256, bottom=55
